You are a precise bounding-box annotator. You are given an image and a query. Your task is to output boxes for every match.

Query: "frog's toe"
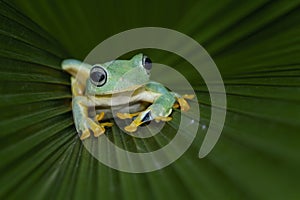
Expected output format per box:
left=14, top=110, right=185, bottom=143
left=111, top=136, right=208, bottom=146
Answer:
left=95, top=112, right=105, bottom=121
left=116, top=112, right=130, bottom=119
left=93, top=125, right=105, bottom=137
left=77, top=120, right=91, bottom=140
left=80, top=129, right=91, bottom=140
left=90, top=119, right=114, bottom=137
left=116, top=112, right=140, bottom=119
left=81, top=118, right=104, bottom=138
left=154, top=116, right=172, bottom=122
left=124, top=123, right=138, bottom=132
left=173, top=102, right=180, bottom=109
left=183, top=94, right=195, bottom=100
left=101, top=122, right=114, bottom=127
left=94, top=122, right=114, bottom=137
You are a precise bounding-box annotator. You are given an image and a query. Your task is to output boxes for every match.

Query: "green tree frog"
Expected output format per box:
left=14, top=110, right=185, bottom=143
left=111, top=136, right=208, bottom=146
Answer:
left=62, top=54, right=194, bottom=139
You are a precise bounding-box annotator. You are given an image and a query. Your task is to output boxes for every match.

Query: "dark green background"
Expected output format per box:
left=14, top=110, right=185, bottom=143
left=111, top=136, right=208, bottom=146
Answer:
left=0, top=0, right=300, bottom=199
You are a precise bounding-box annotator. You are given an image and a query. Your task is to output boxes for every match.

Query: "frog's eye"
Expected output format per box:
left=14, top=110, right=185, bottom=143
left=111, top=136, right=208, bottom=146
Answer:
left=90, top=66, right=107, bottom=87
left=142, top=56, right=152, bottom=70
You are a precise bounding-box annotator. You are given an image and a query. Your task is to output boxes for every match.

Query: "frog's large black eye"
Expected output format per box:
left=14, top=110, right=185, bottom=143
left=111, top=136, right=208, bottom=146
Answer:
left=142, top=56, right=152, bottom=70
left=90, top=66, right=107, bottom=87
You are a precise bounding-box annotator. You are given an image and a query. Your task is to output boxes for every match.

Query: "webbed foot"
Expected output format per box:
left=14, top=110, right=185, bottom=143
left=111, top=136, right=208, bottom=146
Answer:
left=176, top=94, right=195, bottom=112
left=124, top=123, right=138, bottom=132
left=78, top=118, right=104, bottom=139
left=78, top=112, right=113, bottom=140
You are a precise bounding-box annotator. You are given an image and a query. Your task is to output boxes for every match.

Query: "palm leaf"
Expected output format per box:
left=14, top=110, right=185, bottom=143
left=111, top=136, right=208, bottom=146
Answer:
left=1, top=0, right=300, bottom=199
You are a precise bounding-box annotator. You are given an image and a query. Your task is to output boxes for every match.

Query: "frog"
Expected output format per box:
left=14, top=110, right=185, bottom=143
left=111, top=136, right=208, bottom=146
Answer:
left=62, top=54, right=194, bottom=140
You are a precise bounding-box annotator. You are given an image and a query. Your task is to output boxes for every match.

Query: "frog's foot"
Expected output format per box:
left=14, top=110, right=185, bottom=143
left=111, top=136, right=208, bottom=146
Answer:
left=79, top=118, right=104, bottom=140
left=116, top=112, right=140, bottom=120
left=124, top=109, right=152, bottom=132
left=94, top=122, right=113, bottom=137
left=78, top=113, right=113, bottom=139
left=177, top=94, right=195, bottom=112
left=81, top=118, right=113, bottom=139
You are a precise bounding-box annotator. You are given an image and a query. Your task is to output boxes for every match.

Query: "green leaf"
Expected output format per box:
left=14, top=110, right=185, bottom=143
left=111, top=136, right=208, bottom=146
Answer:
left=1, top=0, right=300, bottom=200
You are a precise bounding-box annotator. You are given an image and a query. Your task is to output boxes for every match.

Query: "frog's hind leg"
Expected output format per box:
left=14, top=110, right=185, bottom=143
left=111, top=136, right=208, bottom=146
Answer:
left=73, top=96, right=113, bottom=139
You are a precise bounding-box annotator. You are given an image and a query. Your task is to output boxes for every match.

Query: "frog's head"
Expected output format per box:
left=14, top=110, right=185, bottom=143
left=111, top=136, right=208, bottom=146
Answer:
left=86, top=53, right=152, bottom=95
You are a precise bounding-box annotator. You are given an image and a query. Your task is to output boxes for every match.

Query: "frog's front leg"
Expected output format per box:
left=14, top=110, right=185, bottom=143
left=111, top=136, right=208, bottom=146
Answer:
left=72, top=96, right=113, bottom=139
left=124, top=93, right=175, bottom=132
left=122, top=82, right=175, bottom=132
left=121, top=82, right=195, bottom=133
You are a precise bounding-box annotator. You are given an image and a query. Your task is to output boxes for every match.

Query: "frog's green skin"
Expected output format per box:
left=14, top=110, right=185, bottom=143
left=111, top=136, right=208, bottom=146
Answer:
left=62, top=54, right=192, bottom=139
